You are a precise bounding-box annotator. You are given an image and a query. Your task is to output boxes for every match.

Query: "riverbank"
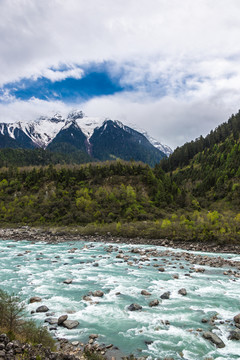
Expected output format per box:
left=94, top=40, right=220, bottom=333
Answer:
left=0, top=226, right=240, bottom=255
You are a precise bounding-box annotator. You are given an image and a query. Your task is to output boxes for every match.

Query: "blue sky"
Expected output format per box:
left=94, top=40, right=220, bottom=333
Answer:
left=1, top=64, right=127, bottom=103
left=1, top=0, right=240, bottom=148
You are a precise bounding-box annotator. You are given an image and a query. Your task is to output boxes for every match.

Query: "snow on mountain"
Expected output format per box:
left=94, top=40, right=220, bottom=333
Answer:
left=0, top=110, right=172, bottom=157
left=21, top=114, right=65, bottom=148
left=128, top=123, right=172, bottom=156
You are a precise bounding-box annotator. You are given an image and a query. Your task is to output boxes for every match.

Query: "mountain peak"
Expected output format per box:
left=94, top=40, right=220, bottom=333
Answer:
left=0, top=110, right=172, bottom=163
left=67, top=110, right=84, bottom=121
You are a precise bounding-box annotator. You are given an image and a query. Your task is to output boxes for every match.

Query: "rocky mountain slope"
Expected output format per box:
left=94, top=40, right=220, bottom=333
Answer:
left=0, top=111, right=171, bottom=166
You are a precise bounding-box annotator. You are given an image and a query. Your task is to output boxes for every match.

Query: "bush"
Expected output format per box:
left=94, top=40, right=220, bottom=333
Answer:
left=0, top=289, right=55, bottom=350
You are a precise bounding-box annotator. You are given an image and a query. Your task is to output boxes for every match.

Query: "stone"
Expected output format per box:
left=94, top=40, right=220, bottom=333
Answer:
left=58, top=315, right=68, bottom=325
left=160, top=291, right=170, bottom=299
left=71, top=341, right=79, bottom=346
left=128, top=303, right=142, bottom=311
left=36, top=305, right=49, bottom=313
left=234, top=313, right=240, bottom=324
left=93, top=290, right=104, bottom=297
left=29, top=296, right=42, bottom=303
left=44, top=317, right=58, bottom=325
left=83, top=295, right=92, bottom=301
left=203, top=331, right=225, bottom=348
left=89, top=334, right=98, bottom=339
left=178, top=288, right=187, bottom=296
left=201, top=318, right=208, bottom=323
left=62, top=320, right=79, bottom=329
left=158, top=267, right=165, bottom=272
left=229, top=329, right=240, bottom=340
left=149, top=299, right=159, bottom=307
left=63, top=279, right=73, bottom=284
left=141, top=290, right=151, bottom=296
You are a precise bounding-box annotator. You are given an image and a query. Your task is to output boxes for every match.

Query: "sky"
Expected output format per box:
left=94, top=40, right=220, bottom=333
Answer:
left=1, top=0, right=240, bottom=149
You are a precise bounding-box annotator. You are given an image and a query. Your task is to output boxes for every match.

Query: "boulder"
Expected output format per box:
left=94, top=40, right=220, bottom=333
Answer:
left=149, top=299, right=159, bottom=307
left=44, top=318, right=58, bottom=325
left=89, top=334, right=98, bottom=339
left=141, top=290, right=151, bottom=296
left=229, top=329, right=240, bottom=340
left=128, top=303, right=142, bottom=311
left=72, top=341, right=79, bottom=346
left=234, top=313, right=240, bottom=324
left=160, top=291, right=170, bottom=299
left=178, top=288, right=187, bottom=296
left=93, top=290, right=104, bottom=297
left=29, top=296, right=42, bottom=304
left=83, top=295, right=92, bottom=301
left=158, top=267, right=165, bottom=272
left=62, top=320, right=79, bottom=329
left=63, top=279, right=73, bottom=284
left=58, top=315, right=68, bottom=325
left=203, top=331, right=225, bottom=348
left=36, top=305, right=49, bottom=313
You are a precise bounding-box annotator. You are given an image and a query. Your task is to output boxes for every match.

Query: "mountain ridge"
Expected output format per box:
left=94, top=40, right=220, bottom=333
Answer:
left=0, top=111, right=172, bottom=166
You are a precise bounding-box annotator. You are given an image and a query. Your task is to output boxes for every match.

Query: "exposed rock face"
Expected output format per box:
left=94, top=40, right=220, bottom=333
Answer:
left=62, top=320, right=79, bottom=329
left=29, top=296, right=42, bottom=303
left=178, top=288, right=187, bottom=296
left=149, top=299, right=159, bottom=307
left=58, top=315, right=68, bottom=325
left=128, top=303, right=142, bottom=311
left=36, top=305, right=49, bottom=312
left=203, top=331, right=225, bottom=348
left=160, top=291, right=170, bottom=299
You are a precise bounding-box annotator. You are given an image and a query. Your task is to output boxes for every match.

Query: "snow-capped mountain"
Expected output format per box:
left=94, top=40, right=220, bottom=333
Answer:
left=0, top=111, right=172, bottom=166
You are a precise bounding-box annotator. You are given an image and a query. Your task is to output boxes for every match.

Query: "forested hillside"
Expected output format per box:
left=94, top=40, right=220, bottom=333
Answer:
left=160, top=111, right=240, bottom=209
left=0, top=148, right=92, bottom=167
left=0, top=161, right=178, bottom=225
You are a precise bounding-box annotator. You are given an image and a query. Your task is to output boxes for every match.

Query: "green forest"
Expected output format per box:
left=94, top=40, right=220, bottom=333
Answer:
left=0, top=111, right=240, bottom=243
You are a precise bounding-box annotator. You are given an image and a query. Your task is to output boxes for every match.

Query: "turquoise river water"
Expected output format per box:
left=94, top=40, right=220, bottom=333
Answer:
left=0, top=239, right=240, bottom=359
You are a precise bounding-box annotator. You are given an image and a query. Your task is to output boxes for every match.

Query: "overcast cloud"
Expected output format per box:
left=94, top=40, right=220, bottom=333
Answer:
left=1, top=0, right=240, bottom=148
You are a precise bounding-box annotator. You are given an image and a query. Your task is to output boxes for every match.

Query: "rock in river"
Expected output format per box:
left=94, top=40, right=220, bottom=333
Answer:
left=36, top=305, right=49, bottom=313
left=160, top=291, right=170, bottom=299
left=178, top=288, right=187, bottom=296
left=58, top=314, right=68, bottom=325
left=93, top=290, right=104, bottom=297
left=63, top=279, right=73, bottom=284
left=62, top=320, right=79, bottom=329
left=229, top=329, right=240, bottom=340
left=128, top=303, right=142, bottom=311
left=203, top=331, right=225, bottom=348
left=141, top=290, right=151, bottom=296
left=149, top=299, right=159, bottom=307
left=234, top=313, right=240, bottom=324
left=29, top=296, right=42, bottom=303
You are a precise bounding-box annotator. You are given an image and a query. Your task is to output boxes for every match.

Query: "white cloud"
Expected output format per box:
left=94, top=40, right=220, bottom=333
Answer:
left=36, top=67, right=84, bottom=82
left=1, top=0, right=240, bottom=148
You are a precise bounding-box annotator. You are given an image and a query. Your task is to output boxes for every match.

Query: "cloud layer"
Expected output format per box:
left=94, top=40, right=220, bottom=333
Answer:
left=1, top=0, right=240, bottom=148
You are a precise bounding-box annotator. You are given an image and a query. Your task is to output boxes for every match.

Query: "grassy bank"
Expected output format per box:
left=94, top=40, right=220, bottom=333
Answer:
left=38, top=209, right=240, bottom=245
